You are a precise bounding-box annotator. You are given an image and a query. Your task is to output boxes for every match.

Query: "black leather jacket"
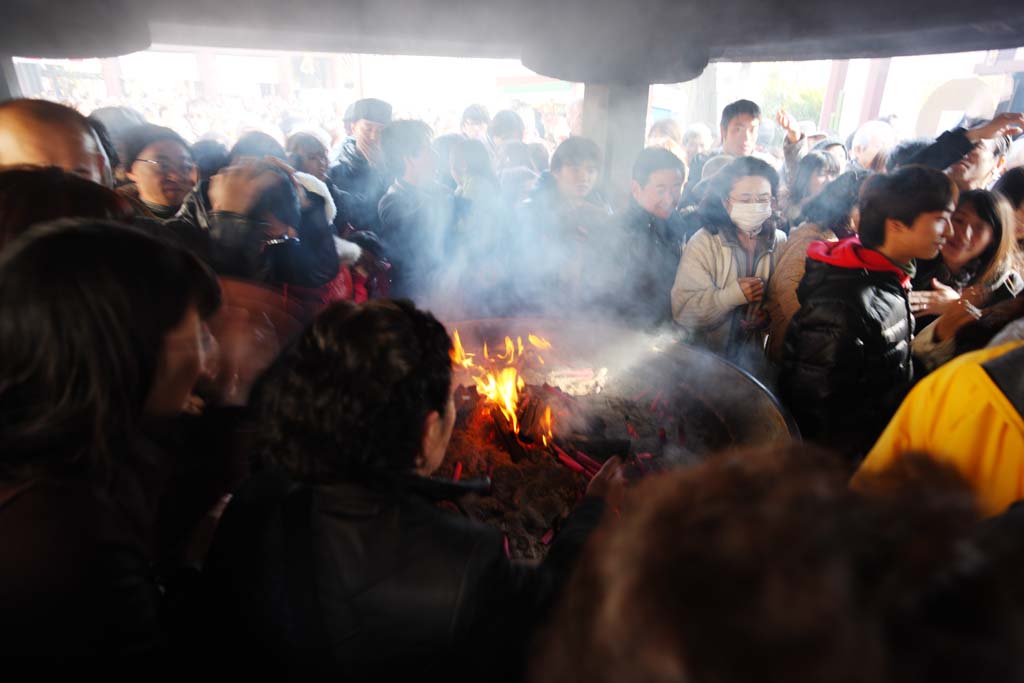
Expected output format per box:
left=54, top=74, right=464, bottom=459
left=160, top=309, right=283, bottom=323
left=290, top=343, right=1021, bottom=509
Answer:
left=194, top=469, right=604, bottom=681
left=329, top=139, right=392, bottom=233
left=780, top=245, right=915, bottom=462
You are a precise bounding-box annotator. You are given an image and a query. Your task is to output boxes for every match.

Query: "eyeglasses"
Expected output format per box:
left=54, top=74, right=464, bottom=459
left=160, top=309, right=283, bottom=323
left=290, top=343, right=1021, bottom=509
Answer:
left=729, top=193, right=772, bottom=204
left=135, top=158, right=197, bottom=176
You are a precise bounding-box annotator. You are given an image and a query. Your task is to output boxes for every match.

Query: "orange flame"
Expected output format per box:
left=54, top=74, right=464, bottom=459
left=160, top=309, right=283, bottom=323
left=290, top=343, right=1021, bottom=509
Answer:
left=452, top=329, right=552, bottom=439
left=540, top=406, right=553, bottom=447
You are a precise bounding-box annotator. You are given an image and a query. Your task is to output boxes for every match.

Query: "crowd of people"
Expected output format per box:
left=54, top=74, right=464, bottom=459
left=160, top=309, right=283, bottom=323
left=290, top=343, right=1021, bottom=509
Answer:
left=1, top=87, right=1024, bottom=679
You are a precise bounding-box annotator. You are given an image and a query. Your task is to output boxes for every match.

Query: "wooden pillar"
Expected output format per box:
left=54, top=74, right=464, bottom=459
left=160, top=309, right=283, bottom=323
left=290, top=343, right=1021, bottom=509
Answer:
left=582, top=81, right=650, bottom=209
left=859, top=58, right=892, bottom=123
left=819, top=60, right=849, bottom=134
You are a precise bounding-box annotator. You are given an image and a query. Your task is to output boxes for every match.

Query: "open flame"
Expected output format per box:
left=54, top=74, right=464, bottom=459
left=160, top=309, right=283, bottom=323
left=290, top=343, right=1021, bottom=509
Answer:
left=450, top=329, right=552, bottom=438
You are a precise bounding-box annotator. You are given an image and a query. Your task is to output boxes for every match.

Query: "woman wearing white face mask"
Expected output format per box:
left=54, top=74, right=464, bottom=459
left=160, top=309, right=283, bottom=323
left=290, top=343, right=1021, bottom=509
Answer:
left=671, top=157, right=787, bottom=375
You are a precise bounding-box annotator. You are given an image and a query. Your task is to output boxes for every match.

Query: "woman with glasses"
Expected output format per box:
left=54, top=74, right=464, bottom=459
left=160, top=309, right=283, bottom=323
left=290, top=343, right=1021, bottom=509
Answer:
left=671, top=156, right=786, bottom=376
left=120, top=124, right=197, bottom=220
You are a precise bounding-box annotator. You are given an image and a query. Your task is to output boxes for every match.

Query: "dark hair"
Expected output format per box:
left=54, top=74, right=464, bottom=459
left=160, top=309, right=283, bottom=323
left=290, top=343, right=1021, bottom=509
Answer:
left=699, top=156, right=780, bottom=233
left=191, top=139, right=229, bottom=181
left=0, top=167, right=135, bottom=248
left=251, top=166, right=301, bottom=229
left=648, top=118, right=684, bottom=145
left=551, top=137, right=602, bottom=173
left=632, top=146, right=686, bottom=185
left=791, top=151, right=841, bottom=207
left=720, top=99, right=762, bottom=133
left=955, top=189, right=1018, bottom=287
left=229, top=131, right=287, bottom=163
left=488, top=110, right=525, bottom=143
left=858, top=166, right=955, bottom=249
left=532, top=445, right=885, bottom=683
left=380, top=120, right=434, bottom=178
left=812, top=139, right=850, bottom=160
left=87, top=117, right=121, bottom=172
left=528, top=142, right=550, bottom=173
left=0, top=220, right=220, bottom=482
left=994, top=167, right=1024, bottom=210
left=254, top=300, right=453, bottom=483
left=461, top=104, right=490, bottom=126
left=885, top=138, right=933, bottom=172
left=285, top=132, right=327, bottom=170
left=452, top=137, right=497, bottom=185
left=122, top=124, right=191, bottom=168
left=801, top=170, right=870, bottom=237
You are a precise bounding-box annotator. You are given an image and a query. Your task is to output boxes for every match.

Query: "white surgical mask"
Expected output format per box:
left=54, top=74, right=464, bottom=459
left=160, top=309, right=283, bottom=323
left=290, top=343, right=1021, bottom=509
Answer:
left=729, top=202, right=772, bottom=234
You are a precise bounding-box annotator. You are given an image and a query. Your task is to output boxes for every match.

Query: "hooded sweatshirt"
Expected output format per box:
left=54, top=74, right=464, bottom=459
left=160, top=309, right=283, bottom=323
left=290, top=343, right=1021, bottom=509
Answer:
left=780, top=237, right=915, bottom=463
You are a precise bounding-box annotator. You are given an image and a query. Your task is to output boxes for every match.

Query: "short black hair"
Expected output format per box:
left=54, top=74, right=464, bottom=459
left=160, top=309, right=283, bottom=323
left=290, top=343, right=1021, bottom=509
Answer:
left=885, top=138, right=933, bottom=172
left=801, top=169, right=870, bottom=235
left=551, top=137, right=602, bottom=173
left=632, top=147, right=686, bottom=185
left=251, top=165, right=301, bottom=229
left=229, top=131, right=287, bottom=163
left=461, top=104, right=490, bottom=126
left=122, top=124, right=192, bottom=167
left=254, top=299, right=453, bottom=483
left=380, top=120, right=434, bottom=178
left=791, top=151, right=841, bottom=206
left=858, top=166, right=955, bottom=249
left=191, top=139, right=229, bottom=180
left=994, top=167, right=1024, bottom=209
left=721, top=99, right=762, bottom=133
left=699, top=156, right=780, bottom=233
left=488, top=110, right=526, bottom=143
left=0, top=220, right=220, bottom=481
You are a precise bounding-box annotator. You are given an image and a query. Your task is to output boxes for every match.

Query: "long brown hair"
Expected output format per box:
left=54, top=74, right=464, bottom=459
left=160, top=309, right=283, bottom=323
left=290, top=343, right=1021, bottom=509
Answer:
left=959, top=190, right=1022, bottom=288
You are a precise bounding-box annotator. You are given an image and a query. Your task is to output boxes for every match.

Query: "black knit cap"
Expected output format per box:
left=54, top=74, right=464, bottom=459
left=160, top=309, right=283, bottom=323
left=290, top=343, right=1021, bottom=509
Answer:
left=122, top=124, right=191, bottom=165
left=349, top=99, right=392, bottom=125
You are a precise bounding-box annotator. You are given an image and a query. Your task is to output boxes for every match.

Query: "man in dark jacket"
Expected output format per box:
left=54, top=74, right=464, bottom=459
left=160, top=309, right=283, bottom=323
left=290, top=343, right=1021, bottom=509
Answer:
left=612, top=147, right=688, bottom=327
left=902, top=112, right=1023, bottom=188
left=191, top=300, right=623, bottom=681
left=780, top=166, right=955, bottom=463
left=329, top=98, right=393, bottom=233
left=377, top=120, right=454, bottom=302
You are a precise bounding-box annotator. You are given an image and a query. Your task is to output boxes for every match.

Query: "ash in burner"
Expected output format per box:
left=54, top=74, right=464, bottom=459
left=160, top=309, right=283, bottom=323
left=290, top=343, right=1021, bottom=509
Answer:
left=438, top=382, right=698, bottom=559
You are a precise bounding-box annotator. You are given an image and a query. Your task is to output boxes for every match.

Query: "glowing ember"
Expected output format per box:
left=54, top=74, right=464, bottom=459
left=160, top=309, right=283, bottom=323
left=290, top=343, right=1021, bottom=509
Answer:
left=450, top=329, right=553, bottom=438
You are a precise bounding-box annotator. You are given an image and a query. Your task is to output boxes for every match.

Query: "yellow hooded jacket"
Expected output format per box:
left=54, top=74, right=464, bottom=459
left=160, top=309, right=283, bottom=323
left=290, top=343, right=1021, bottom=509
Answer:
left=854, top=342, right=1024, bottom=517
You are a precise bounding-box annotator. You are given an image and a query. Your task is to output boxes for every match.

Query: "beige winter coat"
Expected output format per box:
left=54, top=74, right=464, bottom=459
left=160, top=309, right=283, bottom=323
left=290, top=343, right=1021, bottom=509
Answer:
left=764, top=222, right=837, bottom=362
left=671, top=225, right=786, bottom=359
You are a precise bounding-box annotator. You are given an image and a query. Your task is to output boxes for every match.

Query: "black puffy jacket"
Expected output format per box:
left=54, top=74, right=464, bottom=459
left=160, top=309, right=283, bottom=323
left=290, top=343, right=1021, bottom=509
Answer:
left=780, top=238, right=915, bottom=463
left=329, top=139, right=392, bottom=233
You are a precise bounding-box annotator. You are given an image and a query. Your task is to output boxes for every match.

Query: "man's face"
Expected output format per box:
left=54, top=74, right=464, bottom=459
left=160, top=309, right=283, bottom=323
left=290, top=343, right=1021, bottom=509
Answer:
left=553, top=161, right=600, bottom=201
left=406, top=144, right=438, bottom=187
left=894, top=205, right=955, bottom=260
left=684, top=134, right=710, bottom=162
left=721, top=114, right=759, bottom=157
left=0, top=117, right=105, bottom=184
left=632, top=168, right=684, bottom=220
left=947, top=143, right=1001, bottom=192
left=127, top=139, right=197, bottom=208
left=353, top=119, right=387, bottom=163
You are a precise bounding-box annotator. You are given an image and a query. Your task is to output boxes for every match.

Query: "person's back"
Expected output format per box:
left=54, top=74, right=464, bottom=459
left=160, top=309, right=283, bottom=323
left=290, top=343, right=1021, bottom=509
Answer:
left=195, top=301, right=618, bottom=679
left=780, top=168, right=955, bottom=462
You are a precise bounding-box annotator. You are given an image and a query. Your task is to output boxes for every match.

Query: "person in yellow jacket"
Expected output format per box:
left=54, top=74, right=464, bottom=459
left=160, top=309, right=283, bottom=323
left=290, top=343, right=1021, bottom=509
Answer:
left=853, top=339, right=1024, bottom=516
